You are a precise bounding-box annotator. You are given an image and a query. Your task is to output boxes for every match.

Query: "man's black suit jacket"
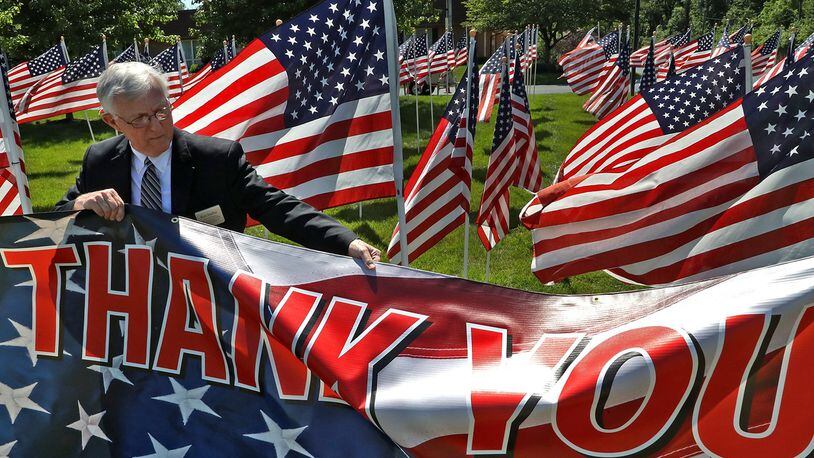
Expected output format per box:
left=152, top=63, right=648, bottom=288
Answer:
left=55, top=128, right=357, bottom=255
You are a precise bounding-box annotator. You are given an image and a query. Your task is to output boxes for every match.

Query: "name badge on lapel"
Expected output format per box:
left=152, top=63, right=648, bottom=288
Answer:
left=194, top=205, right=226, bottom=226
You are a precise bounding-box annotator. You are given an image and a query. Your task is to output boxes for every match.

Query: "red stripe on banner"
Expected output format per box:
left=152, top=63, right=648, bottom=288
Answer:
left=265, top=146, right=393, bottom=189
left=245, top=111, right=393, bottom=163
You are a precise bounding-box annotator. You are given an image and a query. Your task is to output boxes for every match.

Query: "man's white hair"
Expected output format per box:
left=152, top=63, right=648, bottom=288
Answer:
left=97, top=62, right=169, bottom=115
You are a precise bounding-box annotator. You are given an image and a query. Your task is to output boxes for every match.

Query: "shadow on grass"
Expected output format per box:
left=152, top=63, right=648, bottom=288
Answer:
left=353, top=222, right=386, bottom=247
left=333, top=199, right=395, bottom=223
left=27, top=170, right=76, bottom=180
left=20, top=118, right=114, bottom=147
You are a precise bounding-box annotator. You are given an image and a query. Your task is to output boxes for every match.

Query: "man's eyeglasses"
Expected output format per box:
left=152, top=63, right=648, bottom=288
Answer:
left=117, top=105, right=172, bottom=128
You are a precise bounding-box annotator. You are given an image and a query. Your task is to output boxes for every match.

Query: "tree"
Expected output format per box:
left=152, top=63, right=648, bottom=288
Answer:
left=2, top=0, right=180, bottom=63
left=464, top=0, right=597, bottom=64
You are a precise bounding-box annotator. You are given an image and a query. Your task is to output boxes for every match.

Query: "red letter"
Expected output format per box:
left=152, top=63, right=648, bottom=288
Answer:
left=467, top=323, right=583, bottom=454
left=154, top=254, right=229, bottom=383
left=694, top=308, right=814, bottom=456
left=1, top=246, right=80, bottom=356
left=302, top=297, right=427, bottom=422
left=83, top=243, right=152, bottom=367
left=554, top=325, right=698, bottom=456
left=230, top=272, right=318, bottom=398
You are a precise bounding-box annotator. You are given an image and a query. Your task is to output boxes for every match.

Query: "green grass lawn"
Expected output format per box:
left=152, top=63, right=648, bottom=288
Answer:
left=20, top=94, right=639, bottom=295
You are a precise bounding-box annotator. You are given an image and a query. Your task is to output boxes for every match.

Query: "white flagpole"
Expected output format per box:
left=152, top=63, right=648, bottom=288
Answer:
left=462, top=29, right=476, bottom=279
left=0, top=67, right=32, bottom=213
left=176, top=39, right=186, bottom=91
left=383, top=0, right=410, bottom=265
left=60, top=35, right=70, bottom=62
left=426, top=33, right=434, bottom=125
left=144, top=38, right=150, bottom=58
left=743, top=34, right=754, bottom=91
left=231, top=35, right=237, bottom=56
left=412, top=33, right=421, bottom=157
left=223, top=39, right=229, bottom=62
left=134, top=37, right=140, bottom=62
left=484, top=234, right=493, bottom=282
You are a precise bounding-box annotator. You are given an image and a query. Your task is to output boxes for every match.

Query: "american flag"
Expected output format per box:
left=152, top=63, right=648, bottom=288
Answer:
left=729, top=24, right=751, bottom=44
left=454, top=36, right=468, bottom=68
left=0, top=56, right=30, bottom=215
left=676, top=30, right=715, bottom=71
left=397, top=35, right=414, bottom=82
left=639, top=39, right=657, bottom=92
left=557, top=47, right=745, bottom=182
left=476, top=52, right=541, bottom=250
left=110, top=44, right=140, bottom=64
left=713, top=24, right=735, bottom=58
left=630, top=34, right=670, bottom=67
left=16, top=44, right=107, bottom=124
left=528, top=25, right=538, bottom=62
left=400, top=34, right=429, bottom=84
left=754, top=32, right=813, bottom=88
left=520, top=47, right=814, bottom=286
left=425, top=31, right=455, bottom=78
left=149, top=43, right=190, bottom=101
left=574, top=30, right=620, bottom=97
left=387, top=48, right=478, bottom=264
left=182, top=46, right=233, bottom=93
left=172, top=0, right=398, bottom=210
left=752, top=30, right=781, bottom=78
left=583, top=35, right=629, bottom=119
left=476, top=43, right=507, bottom=122
left=666, top=29, right=697, bottom=67
left=559, top=29, right=614, bottom=96
left=656, top=51, right=676, bottom=82
left=6, top=43, right=68, bottom=111
left=518, top=29, right=530, bottom=72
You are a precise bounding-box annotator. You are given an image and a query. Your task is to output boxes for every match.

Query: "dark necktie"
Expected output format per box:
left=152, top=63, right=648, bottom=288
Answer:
left=140, top=158, right=162, bottom=211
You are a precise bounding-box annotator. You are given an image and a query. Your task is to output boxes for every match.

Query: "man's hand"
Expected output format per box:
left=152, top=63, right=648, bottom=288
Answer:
left=348, top=239, right=381, bottom=270
left=73, top=189, right=125, bottom=221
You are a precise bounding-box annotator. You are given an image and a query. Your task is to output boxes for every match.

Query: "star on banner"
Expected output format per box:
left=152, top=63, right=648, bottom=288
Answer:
left=0, top=319, right=38, bottom=366
left=244, top=411, right=314, bottom=458
left=16, top=214, right=102, bottom=245
left=134, top=434, right=191, bottom=458
left=66, top=401, right=111, bottom=450
left=152, top=379, right=221, bottom=425
left=87, top=355, right=134, bottom=393
left=0, top=381, right=49, bottom=423
left=0, top=441, right=16, bottom=458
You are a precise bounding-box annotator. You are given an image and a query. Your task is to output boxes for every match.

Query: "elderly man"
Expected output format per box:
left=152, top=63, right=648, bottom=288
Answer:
left=55, top=62, right=380, bottom=268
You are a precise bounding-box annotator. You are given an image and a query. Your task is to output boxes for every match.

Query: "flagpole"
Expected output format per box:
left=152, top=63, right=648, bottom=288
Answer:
left=630, top=0, right=641, bottom=96
left=462, top=29, right=476, bottom=279
left=412, top=33, right=421, bottom=157
left=134, top=37, right=140, bottom=63
left=743, top=34, right=754, bottom=91
left=176, top=39, right=186, bottom=93
left=484, top=233, right=493, bottom=282
left=144, top=38, right=150, bottom=58
left=426, top=33, right=434, bottom=125
left=231, top=35, right=237, bottom=56
left=0, top=66, right=31, bottom=213
left=383, top=0, right=410, bottom=266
